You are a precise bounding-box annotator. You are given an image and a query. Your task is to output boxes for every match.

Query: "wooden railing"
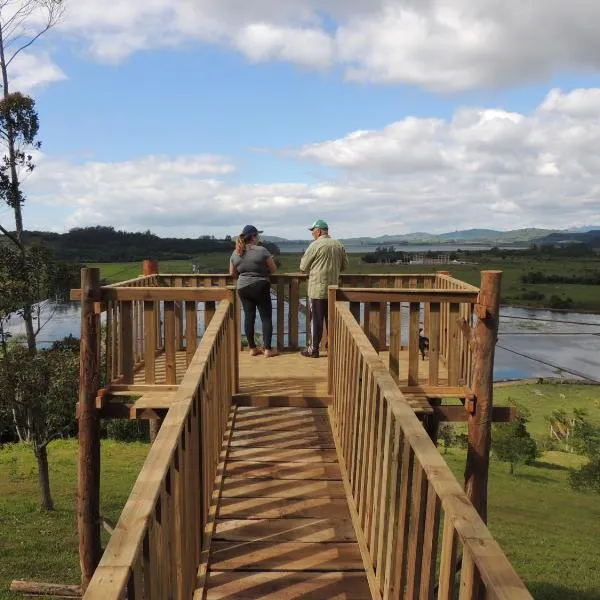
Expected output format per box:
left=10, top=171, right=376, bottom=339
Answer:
left=83, top=300, right=236, bottom=600
left=72, top=282, right=238, bottom=390
left=71, top=269, right=479, bottom=392
left=332, top=285, right=479, bottom=389
left=330, top=302, right=532, bottom=600
left=155, top=273, right=477, bottom=362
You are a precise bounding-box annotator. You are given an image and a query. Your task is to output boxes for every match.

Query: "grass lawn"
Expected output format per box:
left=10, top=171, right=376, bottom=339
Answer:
left=89, top=253, right=600, bottom=312
left=0, top=440, right=148, bottom=600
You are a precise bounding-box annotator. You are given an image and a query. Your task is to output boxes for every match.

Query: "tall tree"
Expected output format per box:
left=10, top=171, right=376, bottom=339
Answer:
left=0, top=0, right=64, bottom=510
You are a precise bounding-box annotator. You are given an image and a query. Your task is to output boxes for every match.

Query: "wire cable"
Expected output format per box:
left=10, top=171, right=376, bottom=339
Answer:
left=496, top=343, right=600, bottom=384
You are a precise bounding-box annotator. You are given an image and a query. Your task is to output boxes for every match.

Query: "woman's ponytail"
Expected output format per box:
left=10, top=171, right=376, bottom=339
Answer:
left=235, top=234, right=247, bottom=256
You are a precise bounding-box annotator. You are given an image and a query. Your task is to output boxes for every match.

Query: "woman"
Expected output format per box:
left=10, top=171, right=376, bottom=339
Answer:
left=229, top=225, right=278, bottom=357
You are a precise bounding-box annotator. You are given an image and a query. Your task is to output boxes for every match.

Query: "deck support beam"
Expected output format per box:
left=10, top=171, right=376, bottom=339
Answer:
left=464, top=270, right=502, bottom=526
left=77, top=268, right=102, bottom=591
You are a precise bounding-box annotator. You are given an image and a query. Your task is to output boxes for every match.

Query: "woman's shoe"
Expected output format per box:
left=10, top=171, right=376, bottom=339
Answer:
left=249, top=347, right=262, bottom=356
left=263, top=349, right=279, bottom=358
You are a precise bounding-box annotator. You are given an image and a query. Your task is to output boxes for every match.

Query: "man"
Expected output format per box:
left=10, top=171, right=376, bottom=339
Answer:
left=299, top=219, right=348, bottom=358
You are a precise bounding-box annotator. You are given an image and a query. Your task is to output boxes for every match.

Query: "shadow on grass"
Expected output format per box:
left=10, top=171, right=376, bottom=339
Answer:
left=512, top=472, right=555, bottom=484
left=530, top=460, right=570, bottom=472
left=528, top=582, right=600, bottom=600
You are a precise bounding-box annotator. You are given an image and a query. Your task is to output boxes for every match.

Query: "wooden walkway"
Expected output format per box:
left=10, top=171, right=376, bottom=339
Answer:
left=201, top=406, right=371, bottom=600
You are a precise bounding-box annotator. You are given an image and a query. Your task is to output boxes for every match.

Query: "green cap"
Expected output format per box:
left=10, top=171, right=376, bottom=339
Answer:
left=309, top=219, right=328, bottom=231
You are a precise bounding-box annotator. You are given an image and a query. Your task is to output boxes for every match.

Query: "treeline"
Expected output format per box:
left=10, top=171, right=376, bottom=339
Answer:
left=521, top=271, right=600, bottom=285
left=20, top=226, right=235, bottom=261
left=362, top=246, right=409, bottom=263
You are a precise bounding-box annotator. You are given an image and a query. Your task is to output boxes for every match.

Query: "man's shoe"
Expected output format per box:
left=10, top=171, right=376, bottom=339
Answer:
left=300, top=348, right=319, bottom=358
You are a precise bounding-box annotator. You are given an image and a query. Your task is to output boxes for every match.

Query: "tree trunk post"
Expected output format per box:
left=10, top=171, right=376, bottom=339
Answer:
left=143, top=260, right=163, bottom=442
left=464, top=270, right=502, bottom=523
left=78, top=268, right=102, bottom=591
left=35, top=444, right=54, bottom=511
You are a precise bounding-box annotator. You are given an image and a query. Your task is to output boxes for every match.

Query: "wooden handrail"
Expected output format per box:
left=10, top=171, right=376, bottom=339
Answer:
left=83, top=300, right=235, bottom=599
left=336, top=287, right=479, bottom=304
left=330, top=302, right=532, bottom=600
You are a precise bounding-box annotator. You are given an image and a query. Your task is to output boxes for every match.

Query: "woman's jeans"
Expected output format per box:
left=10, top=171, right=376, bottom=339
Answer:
left=237, top=280, right=273, bottom=350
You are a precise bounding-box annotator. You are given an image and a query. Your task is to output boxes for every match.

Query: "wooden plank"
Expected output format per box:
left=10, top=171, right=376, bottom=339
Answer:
left=419, top=483, right=441, bottom=600
left=276, top=280, right=285, bottom=349
left=119, top=301, right=133, bottom=384
left=220, top=478, right=346, bottom=498
left=437, top=516, right=458, bottom=600
left=213, top=518, right=357, bottom=542
left=232, top=395, right=331, bottom=408
left=389, top=302, right=400, bottom=379
left=204, top=571, right=372, bottom=600
left=228, top=432, right=333, bottom=448
left=144, top=300, right=156, bottom=384
left=368, top=302, right=381, bottom=351
left=164, top=301, right=176, bottom=385
left=289, top=277, right=300, bottom=349
left=448, top=303, right=460, bottom=386
left=209, top=541, right=364, bottom=571
left=99, top=287, right=232, bottom=301
left=218, top=497, right=352, bottom=520
left=224, top=462, right=342, bottom=480
left=428, top=302, right=441, bottom=386
left=337, top=289, right=479, bottom=304
left=185, top=300, right=197, bottom=365
left=408, top=302, right=420, bottom=386
left=227, top=447, right=339, bottom=463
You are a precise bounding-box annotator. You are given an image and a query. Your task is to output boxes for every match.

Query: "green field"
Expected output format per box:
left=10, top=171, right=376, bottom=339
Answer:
left=1, top=384, right=599, bottom=599
left=89, top=252, right=600, bottom=312
left=0, top=440, right=148, bottom=599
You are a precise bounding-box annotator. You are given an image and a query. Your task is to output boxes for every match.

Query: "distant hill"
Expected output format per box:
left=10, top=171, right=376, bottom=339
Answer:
left=534, top=230, right=600, bottom=247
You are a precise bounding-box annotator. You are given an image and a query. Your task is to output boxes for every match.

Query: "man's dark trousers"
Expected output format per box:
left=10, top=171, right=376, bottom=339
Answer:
left=309, top=298, right=328, bottom=355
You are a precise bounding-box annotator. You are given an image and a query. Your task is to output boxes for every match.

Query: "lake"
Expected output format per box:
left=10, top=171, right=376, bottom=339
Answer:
left=5, top=303, right=600, bottom=383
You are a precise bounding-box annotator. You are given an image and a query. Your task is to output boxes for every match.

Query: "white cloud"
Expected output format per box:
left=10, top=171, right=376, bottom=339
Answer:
left=19, top=87, right=600, bottom=237
left=8, top=51, right=67, bottom=92
left=49, top=0, right=600, bottom=91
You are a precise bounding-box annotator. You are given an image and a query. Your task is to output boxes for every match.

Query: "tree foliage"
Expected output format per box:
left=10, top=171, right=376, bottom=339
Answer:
left=493, top=408, right=539, bottom=475
left=568, top=416, right=600, bottom=494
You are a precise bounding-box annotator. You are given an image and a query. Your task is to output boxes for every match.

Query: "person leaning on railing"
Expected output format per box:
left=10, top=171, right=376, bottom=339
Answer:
left=299, top=219, right=349, bottom=358
left=229, top=225, right=279, bottom=358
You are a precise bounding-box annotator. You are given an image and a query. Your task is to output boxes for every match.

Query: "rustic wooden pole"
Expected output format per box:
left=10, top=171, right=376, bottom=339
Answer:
left=77, top=268, right=102, bottom=591
left=142, top=260, right=163, bottom=443
left=464, top=270, right=502, bottom=524
left=143, top=258, right=159, bottom=277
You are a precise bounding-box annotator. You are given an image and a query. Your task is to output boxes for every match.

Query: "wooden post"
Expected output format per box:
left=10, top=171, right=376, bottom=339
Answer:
left=77, top=268, right=102, bottom=591
left=143, top=258, right=159, bottom=277
left=464, top=270, right=502, bottom=524
left=143, top=260, right=163, bottom=443
left=327, top=286, right=337, bottom=394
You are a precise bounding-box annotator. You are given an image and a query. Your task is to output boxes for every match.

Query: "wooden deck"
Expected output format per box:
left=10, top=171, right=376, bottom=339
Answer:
left=200, top=407, right=371, bottom=600
left=129, top=347, right=447, bottom=403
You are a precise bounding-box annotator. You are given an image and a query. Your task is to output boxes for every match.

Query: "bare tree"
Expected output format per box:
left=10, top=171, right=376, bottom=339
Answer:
left=0, top=0, right=65, bottom=511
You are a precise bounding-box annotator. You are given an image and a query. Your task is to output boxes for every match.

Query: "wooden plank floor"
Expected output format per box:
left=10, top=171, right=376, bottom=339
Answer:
left=128, top=346, right=447, bottom=390
left=202, top=407, right=371, bottom=600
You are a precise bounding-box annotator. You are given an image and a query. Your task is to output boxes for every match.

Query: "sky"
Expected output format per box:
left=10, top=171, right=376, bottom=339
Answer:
left=2, top=0, right=600, bottom=239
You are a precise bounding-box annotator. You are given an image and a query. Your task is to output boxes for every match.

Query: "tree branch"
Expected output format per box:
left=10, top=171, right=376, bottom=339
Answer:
left=6, top=22, right=51, bottom=67
left=0, top=222, right=20, bottom=248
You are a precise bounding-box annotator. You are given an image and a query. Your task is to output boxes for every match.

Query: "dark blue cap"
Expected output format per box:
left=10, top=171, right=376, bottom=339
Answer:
left=241, top=224, right=263, bottom=239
